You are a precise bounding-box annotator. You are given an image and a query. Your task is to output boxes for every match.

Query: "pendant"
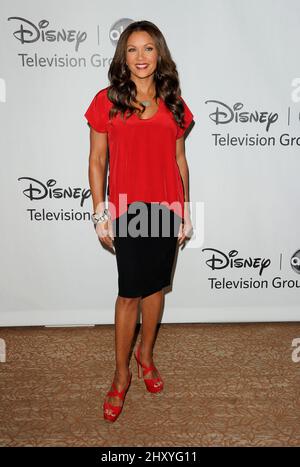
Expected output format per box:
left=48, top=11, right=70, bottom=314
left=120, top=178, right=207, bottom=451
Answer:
left=140, top=100, right=151, bottom=107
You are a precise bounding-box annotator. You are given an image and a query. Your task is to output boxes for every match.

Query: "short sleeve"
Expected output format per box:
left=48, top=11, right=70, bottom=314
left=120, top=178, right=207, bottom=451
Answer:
left=84, top=89, right=109, bottom=133
left=176, top=96, right=194, bottom=140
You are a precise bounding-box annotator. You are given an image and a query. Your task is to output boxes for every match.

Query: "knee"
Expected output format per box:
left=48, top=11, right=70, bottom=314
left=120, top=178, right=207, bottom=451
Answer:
left=117, top=295, right=141, bottom=306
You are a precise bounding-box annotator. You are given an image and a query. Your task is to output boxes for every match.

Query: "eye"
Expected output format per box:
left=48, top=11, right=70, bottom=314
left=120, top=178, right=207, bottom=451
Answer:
left=127, top=46, right=154, bottom=52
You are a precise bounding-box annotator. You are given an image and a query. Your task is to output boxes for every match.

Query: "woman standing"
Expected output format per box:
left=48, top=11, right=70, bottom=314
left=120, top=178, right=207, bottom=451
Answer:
left=84, top=20, right=194, bottom=422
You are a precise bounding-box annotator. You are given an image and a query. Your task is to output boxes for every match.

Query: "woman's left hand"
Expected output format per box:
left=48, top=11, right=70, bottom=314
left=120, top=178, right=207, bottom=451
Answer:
left=178, top=213, right=193, bottom=247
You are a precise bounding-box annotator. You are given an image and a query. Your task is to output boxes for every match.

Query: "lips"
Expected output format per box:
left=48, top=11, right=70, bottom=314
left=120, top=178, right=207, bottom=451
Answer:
left=136, top=64, right=149, bottom=69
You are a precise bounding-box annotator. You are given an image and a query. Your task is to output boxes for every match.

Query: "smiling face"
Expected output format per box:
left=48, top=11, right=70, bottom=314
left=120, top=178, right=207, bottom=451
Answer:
left=125, top=30, right=158, bottom=80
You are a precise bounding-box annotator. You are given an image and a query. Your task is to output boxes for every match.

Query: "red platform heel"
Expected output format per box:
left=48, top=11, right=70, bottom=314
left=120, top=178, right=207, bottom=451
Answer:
left=103, top=370, right=132, bottom=422
left=134, top=342, right=164, bottom=393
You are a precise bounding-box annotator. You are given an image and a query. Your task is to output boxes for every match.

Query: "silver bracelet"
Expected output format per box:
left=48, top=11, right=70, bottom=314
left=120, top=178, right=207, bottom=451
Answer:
left=91, top=208, right=110, bottom=227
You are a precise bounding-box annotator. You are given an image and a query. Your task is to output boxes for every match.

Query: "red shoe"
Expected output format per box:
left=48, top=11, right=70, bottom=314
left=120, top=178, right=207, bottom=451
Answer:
left=103, top=370, right=132, bottom=422
left=134, top=342, right=164, bottom=393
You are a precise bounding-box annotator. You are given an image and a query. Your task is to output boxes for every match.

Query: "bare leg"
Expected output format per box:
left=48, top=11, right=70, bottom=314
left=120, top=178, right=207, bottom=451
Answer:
left=104, top=295, right=141, bottom=407
left=139, top=289, right=164, bottom=379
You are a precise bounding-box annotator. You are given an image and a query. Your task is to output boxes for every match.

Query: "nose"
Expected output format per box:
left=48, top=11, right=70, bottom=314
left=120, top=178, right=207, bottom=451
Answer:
left=137, top=49, right=145, bottom=60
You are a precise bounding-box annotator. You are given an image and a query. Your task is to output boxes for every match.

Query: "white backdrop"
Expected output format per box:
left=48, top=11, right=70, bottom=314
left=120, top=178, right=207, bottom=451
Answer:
left=1, top=0, right=299, bottom=326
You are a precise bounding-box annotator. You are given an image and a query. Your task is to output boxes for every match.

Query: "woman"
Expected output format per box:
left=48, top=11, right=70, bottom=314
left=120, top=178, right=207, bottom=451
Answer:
left=84, top=20, right=194, bottom=422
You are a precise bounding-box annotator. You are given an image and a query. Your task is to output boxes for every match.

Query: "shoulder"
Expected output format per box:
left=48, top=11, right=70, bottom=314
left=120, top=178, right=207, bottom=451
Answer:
left=178, top=95, right=193, bottom=119
left=175, top=95, right=194, bottom=139
left=93, top=86, right=112, bottom=108
left=84, top=86, right=112, bottom=132
left=96, top=86, right=110, bottom=97
left=178, top=94, right=191, bottom=109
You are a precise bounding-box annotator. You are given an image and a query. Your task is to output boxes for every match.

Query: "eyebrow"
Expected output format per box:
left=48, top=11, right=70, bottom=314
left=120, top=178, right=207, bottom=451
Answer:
left=127, top=42, right=154, bottom=47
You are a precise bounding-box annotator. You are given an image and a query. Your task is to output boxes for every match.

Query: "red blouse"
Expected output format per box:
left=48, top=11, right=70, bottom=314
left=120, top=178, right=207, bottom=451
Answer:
left=84, top=86, right=194, bottom=221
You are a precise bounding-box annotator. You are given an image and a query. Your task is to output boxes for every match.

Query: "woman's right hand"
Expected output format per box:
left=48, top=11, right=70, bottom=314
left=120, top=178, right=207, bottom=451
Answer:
left=95, top=218, right=115, bottom=251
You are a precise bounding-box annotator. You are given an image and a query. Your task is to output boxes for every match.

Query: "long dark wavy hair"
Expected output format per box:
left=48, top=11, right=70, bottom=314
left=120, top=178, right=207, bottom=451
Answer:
left=107, top=20, right=187, bottom=130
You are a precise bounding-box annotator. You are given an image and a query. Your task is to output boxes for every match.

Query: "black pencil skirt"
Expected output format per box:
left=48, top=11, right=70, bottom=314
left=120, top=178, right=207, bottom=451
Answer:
left=112, top=201, right=183, bottom=298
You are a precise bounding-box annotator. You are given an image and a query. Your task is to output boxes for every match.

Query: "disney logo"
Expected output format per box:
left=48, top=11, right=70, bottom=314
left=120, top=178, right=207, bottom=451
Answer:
left=202, top=248, right=271, bottom=276
left=205, top=100, right=278, bottom=132
left=18, top=177, right=90, bottom=206
left=7, top=17, right=87, bottom=52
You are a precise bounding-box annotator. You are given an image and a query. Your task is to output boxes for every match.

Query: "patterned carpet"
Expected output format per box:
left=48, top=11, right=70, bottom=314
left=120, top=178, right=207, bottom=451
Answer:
left=0, top=322, right=299, bottom=446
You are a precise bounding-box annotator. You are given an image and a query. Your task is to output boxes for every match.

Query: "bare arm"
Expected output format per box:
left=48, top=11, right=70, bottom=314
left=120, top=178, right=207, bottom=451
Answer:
left=88, top=127, right=108, bottom=213
left=176, top=136, right=190, bottom=212
left=87, top=127, right=114, bottom=249
left=175, top=136, right=193, bottom=244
